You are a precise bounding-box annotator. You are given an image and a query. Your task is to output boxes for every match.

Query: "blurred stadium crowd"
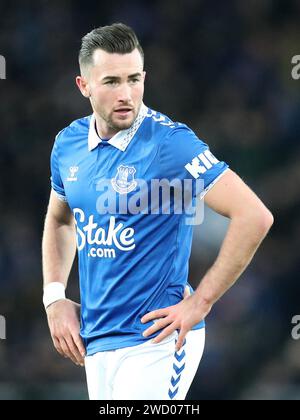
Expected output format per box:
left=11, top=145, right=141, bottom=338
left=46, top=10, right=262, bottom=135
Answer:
left=0, top=0, right=299, bottom=399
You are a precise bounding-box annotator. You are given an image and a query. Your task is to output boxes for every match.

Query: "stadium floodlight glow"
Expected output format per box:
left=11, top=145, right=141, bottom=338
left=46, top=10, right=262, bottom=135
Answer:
left=0, top=315, right=6, bottom=340
left=291, top=55, right=300, bottom=80
left=0, top=55, right=6, bottom=80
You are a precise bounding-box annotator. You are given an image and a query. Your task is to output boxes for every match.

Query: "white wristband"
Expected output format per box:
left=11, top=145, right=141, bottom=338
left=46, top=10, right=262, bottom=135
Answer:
left=43, top=282, right=66, bottom=309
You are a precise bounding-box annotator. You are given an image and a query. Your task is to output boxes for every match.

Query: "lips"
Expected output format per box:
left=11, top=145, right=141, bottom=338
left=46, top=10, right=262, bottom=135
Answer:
left=114, top=108, right=133, bottom=113
left=114, top=108, right=133, bottom=118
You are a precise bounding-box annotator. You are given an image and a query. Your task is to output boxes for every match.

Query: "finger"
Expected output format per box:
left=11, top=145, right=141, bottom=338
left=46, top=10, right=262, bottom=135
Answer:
left=72, top=334, right=85, bottom=366
left=59, top=336, right=79, bottom=365
left=72, top=333, right=86, bottom=359
left=142, top=317, right=171, bottom=338
left=66, top=334, right=85, bottom=366
left=175, top=328, right=188, bottom=351
left=52, top=336, right=64, bottom=357
left=151, top=324, right=178, bottom=344
left=141, top=308, right=169, bottom=324
left=58, top=336, right=71, bottom=359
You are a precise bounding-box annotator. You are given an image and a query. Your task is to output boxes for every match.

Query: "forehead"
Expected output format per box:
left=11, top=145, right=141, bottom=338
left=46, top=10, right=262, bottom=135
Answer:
left=91, top=48, right=143, bottom=78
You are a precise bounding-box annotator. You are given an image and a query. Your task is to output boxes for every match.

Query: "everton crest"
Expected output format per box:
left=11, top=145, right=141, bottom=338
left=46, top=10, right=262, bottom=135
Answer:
left=111, top=165, right=137, bottom=194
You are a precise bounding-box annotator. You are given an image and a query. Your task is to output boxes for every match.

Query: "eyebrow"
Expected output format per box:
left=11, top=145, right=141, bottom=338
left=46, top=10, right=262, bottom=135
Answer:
left=102, top=72, right=142, bottom=82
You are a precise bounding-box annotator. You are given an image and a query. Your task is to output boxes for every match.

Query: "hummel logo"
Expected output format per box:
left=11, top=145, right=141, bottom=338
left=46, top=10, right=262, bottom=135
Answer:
left=67, top=166, right=79, bottom=182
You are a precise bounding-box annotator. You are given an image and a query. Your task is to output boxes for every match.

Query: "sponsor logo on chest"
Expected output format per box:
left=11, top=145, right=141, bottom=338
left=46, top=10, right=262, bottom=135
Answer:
left=73, top=208, right=135, bottom=259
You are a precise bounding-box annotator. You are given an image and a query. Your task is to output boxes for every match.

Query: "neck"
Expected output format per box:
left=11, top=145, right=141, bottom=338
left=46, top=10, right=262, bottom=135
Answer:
left=94, top=118, right=119, bottom=140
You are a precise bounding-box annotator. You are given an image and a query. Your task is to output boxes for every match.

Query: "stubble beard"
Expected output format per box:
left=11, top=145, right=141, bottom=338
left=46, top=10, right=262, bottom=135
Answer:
left=110, top=107, right=138, bottom=131
left=96, top=108, right=136, bottom=136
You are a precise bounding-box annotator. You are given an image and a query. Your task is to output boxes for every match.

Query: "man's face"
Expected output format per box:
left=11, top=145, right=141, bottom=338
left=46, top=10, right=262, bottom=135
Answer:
left=77, top=48, right=145, bottom=138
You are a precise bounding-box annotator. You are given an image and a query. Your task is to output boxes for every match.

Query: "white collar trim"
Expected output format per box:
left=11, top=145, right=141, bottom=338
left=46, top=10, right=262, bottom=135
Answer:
left=88, top=103, right=148, bottom=152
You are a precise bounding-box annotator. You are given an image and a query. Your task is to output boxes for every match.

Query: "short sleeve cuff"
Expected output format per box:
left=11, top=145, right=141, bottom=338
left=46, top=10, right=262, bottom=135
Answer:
left=52, top=188, right=67, bottom=202
left=199, top=167, right=230, bottom=199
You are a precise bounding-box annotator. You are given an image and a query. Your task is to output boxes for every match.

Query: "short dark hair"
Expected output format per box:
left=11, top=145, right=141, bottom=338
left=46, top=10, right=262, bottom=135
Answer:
left=79, top=23, right=144, bottom=70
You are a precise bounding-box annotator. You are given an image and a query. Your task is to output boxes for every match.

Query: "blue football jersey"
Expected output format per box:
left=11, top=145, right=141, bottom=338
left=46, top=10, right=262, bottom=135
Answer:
left=50, top=104, right=229, bottom=355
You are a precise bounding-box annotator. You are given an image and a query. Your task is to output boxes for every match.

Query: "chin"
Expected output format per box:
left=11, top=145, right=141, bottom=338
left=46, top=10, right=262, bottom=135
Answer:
left=113, top=119, right=135, bottom=131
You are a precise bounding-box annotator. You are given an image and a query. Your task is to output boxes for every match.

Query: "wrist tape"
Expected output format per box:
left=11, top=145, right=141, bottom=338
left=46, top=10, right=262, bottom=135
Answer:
left=43, top=282, right=66, bottom=309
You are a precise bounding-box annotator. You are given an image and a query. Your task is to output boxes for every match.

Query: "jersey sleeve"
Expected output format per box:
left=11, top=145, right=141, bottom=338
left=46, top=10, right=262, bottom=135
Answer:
left=159, top=123, right=229, bottom=198
left=50, top=136, right=67, bottom=202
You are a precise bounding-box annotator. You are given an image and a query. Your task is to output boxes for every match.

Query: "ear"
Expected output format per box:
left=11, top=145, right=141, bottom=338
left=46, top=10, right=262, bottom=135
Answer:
left=76, top=75, right=91, bottom=98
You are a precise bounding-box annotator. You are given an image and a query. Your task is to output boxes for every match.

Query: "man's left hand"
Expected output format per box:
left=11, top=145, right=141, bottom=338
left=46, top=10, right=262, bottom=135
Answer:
left=141, top=293, right=211, bottom=351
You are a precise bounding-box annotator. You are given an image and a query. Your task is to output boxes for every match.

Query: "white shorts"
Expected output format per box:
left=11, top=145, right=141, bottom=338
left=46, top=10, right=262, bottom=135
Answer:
left=85, top=328, right=205, bottom=400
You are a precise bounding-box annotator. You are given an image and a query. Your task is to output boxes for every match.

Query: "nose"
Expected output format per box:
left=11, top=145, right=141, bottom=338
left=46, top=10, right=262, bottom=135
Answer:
left=117, top=82, right=132, bottom=103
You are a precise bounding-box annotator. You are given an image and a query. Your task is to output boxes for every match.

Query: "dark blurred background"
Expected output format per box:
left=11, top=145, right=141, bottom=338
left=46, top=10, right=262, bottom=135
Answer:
left=0, top=0, right=299, bottom=400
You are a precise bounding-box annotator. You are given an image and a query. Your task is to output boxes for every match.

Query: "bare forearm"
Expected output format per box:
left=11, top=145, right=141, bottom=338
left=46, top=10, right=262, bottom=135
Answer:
left=42, top=215, right=77, bottom=288
left=195, top=212, right=273, bottom=305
